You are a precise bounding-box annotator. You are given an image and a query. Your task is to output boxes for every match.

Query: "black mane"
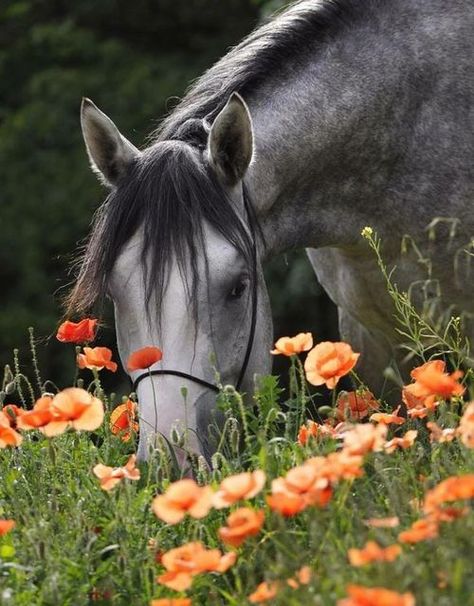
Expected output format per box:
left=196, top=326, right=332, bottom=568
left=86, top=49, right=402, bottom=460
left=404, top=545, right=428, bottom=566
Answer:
left=66, top=0, right=358, bottom=317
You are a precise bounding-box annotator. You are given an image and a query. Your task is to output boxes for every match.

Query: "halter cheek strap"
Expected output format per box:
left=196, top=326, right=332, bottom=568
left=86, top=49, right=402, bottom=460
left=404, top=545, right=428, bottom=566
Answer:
left=131, top=190, right=258, bottom=395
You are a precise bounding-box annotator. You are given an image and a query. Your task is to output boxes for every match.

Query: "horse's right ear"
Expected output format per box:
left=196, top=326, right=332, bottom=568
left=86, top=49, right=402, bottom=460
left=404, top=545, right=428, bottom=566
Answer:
left=80, top=98, right=140, bottom=188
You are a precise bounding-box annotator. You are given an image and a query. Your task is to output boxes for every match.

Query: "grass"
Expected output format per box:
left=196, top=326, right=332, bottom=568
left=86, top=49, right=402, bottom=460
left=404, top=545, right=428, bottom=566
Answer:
left=1, top=231, right=474, bottom=605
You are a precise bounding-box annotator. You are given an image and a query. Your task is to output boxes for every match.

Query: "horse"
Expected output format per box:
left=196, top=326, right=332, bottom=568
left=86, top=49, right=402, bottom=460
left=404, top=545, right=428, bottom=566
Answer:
left=67, top=0, right=474, bottom=461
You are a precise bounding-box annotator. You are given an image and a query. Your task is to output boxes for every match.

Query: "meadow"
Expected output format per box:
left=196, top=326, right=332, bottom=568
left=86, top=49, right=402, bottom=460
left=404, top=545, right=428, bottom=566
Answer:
left=1, top=233, right=474, bottom=606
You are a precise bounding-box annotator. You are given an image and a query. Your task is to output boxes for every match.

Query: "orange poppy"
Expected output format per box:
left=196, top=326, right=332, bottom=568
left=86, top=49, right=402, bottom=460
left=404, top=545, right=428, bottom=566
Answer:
left=127, top=346, right=163, bottom=371
left=56, top=318, right=98, bottom=343
left=93, top=454, right=140, bottom=491
left=110, top=400, right=139, bottom=441
left=218, top=507, right=265, bottom=547
left=16, top=395, right=55, bottom=431
left=157, top=542, right=236, bottom=591
left=423, top=474, right=474, bottom=514
left=398, top=518, right=439, bottom=543
left=426, top=422, right=456, bottom=443
left=152, top=479, right=213, bottom=524
left=151, top=600, right=191, bottom=606
left=304, top=342, right=359, bottom=389
left=271, top=332, right=313, bottom=356
left=248, top=581, right=280, bottom=603
left=410, top=360, right=464, bottom=399
left=364, top=516, right=400, bottom=528
left=370, top=407, right=405, bottom=425
left=0, top=411, right=22, bottom=448
left=336, top=391, right=379, bottom=421
left=287, top=566, right=311, bottom=589
left=306, top=451, right=365, bottom=483
left=0, top=519, right=15, bottom=535
left=348, top=540, right=401, bottom=566
left=384, top=430, right=418, bottom=454
left=458, top=402, right=474, bottom=448
left=297, top=420, right=337, bottom=445
left=266, top=488, right=307, bottom=517
left=77, top=347, right=117, bottom=372
left=338, top=585, right=415, bottom=606
left=37, top=388, right=105, bottom=437
left=406, top=406, right=431, bottom=419
left=213, top=470, right=266, bottom=508
left=340, top=423, right=387, bottom=456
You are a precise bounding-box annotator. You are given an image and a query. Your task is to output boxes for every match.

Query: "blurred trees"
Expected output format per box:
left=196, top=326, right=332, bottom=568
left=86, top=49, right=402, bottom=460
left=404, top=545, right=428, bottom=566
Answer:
left=0, top=0, right=336, bottom=388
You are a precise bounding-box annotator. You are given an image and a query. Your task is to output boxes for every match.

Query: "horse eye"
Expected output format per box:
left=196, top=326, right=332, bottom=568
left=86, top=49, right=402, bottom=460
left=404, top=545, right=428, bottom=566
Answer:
left=229, top=279, right=248, bottom=300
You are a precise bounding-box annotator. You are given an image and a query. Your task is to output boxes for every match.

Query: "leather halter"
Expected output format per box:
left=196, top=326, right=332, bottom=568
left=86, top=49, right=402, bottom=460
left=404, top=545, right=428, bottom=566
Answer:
left=132, top=190, right=258, bottom=395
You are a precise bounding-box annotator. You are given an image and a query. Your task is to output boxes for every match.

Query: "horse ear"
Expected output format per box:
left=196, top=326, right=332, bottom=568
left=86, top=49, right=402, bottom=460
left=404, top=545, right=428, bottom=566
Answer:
left=207, top=92, right=253, bottom=186
left=80, top=98, right=140, bottom=188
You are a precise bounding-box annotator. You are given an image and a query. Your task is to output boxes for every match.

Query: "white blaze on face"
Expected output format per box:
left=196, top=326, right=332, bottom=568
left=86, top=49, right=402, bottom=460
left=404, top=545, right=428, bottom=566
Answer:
left=108, top=224, right=252, bottom=460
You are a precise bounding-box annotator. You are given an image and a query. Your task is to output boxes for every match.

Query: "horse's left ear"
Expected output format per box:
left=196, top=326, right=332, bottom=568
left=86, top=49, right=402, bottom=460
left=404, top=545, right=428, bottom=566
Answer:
left=207, top=92, right=253, bottom=186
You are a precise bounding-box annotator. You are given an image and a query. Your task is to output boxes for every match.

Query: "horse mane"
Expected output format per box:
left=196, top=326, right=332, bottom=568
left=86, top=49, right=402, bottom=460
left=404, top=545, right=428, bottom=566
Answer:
left=154, top=0, right=360, bottom=141
left=65, top=0, right=361, bottom=318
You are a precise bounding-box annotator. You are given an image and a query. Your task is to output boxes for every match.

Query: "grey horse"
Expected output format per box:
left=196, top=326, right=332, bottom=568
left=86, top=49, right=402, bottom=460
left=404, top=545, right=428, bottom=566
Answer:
left=68, top=0, right=474, bottom=459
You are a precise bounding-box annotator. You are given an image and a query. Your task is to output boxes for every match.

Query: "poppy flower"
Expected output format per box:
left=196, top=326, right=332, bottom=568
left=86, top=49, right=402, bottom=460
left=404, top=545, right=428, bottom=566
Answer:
left=0, top=411, right=22, bottom=448
left=93, top=454, right=140, bottom=491
left=248, top=581, right=280, bottom=603
left=77, top=347, right=117, bottom=372
left=287, top=566, right=311, bottom=589
left=157, top=542, right=236, bottom=591
left=304, top=342, right=359, bottom=389
left=151, top=600, right=191, bottom=606
left=458, top=402, right=474, bottom=448
left=406, top=406, right=430, bottom=419
left=297, top=420, right=337, bottom=445
left=110, top=400, right=139, bottom=442
left=426, top=422, right=456, bottom=443
left=410, top=360, right=464, bottom=399
left=266, top=487, right=307, bottom=517
left=398, top=518, right=439, bottom=543
left=56, top=318, right=98, bottom=343
left=218, top=507, right=265, bottom=547
left=348, top=540, right=402, bottom=566
left=0, top=519, right=15, bottom=535
left=340, top=423, right=387, bottom=456
left=38, top=388, right=104, bottom=437
left=370, top=407, right=405, bottom=425
left=213, top=470, right=266, bottom=509
left=152, top=479, right=214, bottom=524
left=271, top=333, right=313, bottom=356
left=16, top=395, right=55, bottom=431
left=336, top=391, right=379, bottom=421
left=338, top=585, right=415, bottom=606
left=364, top=516, right=400, bottom=528
left=306, top=451, right=365, bottom=483
left=127, top=346, right=163, bottom=371
left=423, top=474, right=474, bottom=514
left=384, top=430, right=418, bottom=454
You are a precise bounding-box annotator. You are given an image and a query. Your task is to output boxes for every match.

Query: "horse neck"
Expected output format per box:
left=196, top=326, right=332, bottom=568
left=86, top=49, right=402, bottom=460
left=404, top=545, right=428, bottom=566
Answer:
left=245, top=0, right=462, bottom=258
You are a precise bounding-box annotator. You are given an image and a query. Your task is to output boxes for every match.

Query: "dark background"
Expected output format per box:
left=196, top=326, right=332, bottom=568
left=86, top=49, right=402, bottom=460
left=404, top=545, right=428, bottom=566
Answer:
left=0, top=0, right=338, bottom=393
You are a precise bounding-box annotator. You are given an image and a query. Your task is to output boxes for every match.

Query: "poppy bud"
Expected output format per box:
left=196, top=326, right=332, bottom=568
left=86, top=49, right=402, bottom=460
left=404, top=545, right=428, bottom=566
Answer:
left=5, top=381, right=16, bottom=395
left=317, top=405, right=334, bottom=418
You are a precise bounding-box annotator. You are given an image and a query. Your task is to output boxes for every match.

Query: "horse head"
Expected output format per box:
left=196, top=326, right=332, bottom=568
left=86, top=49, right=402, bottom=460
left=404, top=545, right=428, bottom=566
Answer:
left=70, top=94, right=273, bottom=461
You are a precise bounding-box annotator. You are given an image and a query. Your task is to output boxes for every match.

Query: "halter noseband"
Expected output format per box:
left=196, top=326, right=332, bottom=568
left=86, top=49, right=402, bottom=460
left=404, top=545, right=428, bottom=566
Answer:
left=132, top=190, right=258, bottom=395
